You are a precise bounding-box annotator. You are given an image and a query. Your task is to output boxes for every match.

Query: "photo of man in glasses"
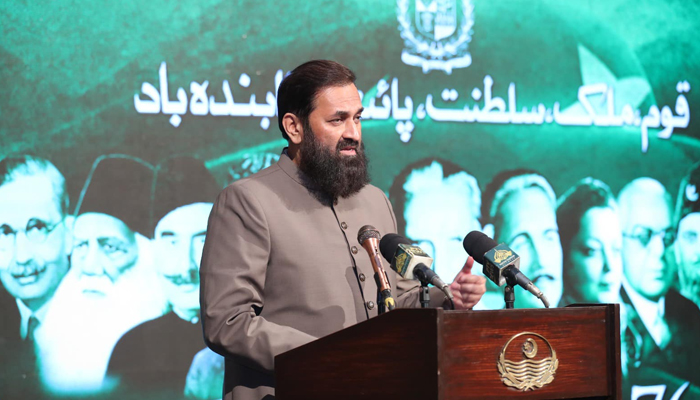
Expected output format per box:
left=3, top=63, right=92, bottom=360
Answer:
left=618, top=177, right=700, bottom=388
left=0, top=154, right=72, bottom=396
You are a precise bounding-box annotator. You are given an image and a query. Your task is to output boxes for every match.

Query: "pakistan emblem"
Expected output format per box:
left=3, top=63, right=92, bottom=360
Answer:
left=497, top=332, right=559, bottom=391
left=494, top=249, right=512, bottom=264
left=396, top=0, right=474, bottom=74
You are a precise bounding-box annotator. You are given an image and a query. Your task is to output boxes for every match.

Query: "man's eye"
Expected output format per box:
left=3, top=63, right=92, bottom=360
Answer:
left=582, top=247, right=599, bottom=258
left=0, top=224, right=13, bottom=236
left=26, top=219, right=48, bottom=233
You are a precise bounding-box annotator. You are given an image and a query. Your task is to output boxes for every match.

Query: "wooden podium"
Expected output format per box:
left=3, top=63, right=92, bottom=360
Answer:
left=275, top=304, right=621, bottom=399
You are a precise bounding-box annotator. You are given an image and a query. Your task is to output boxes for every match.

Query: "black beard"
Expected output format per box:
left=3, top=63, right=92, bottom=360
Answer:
left=297, top=122, right=370, bottom=204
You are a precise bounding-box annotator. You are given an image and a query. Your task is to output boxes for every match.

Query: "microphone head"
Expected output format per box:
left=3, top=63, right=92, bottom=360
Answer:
left=357, top=225, right=380, bottom=244
left=379, top=233, right=411, bottom=263
left=463, top=231, right=498, bottom=265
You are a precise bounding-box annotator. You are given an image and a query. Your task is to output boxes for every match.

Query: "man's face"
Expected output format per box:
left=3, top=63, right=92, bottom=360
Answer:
left=621, top=192, right=674, bottom=301
left=306, top=84, right=364, bottom=156
left=71, top=212, right=138, bottom=297
left=404, top=171, right=481, bottom=281
left=0, top=175, right=70, bottom=310
left=676, top=212, right=700, bottom=300
left=154, top=203, right=212, bottom=314
left=496, top=187, right=563, bottom=308
left=567, top=207, right=623, bottom=303
left=297, top=83, right=369, bottom=200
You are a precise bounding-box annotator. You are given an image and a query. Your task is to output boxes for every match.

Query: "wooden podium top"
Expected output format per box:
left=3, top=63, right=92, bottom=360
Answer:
left=276, top=304, right=621, bottom=400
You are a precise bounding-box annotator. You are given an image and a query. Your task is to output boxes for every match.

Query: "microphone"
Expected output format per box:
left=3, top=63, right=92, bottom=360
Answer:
left=357, top=225, right=396, bottom=312
left=462, top=231, right=550, bottom=308
left=378, top=233, right=454, bottom=303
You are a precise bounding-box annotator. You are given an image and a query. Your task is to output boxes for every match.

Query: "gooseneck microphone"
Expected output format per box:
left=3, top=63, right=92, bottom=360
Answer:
left=462, top=231, right=550, bottom=308
left=357, top=225, right=396, bottom=312
left=379, top=233, right=454, bottom=304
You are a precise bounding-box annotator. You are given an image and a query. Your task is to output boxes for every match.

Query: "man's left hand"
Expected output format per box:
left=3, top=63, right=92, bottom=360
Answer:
left=449, top=256, right=486, bottom=310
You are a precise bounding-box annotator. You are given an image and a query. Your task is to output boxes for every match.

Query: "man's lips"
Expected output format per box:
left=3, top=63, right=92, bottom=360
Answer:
left=10, top=263, right=47, bottom=285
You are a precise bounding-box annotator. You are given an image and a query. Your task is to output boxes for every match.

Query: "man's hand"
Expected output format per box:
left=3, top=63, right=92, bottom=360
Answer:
left=449, top=256, right=486, bottom=310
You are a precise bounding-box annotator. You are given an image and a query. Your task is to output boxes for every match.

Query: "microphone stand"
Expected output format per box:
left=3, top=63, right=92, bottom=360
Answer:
left=419, top=282, right=430, bottom=309
left=504, top=272, right=518, bottom=309
left=374, top=273, right=387, bottom=315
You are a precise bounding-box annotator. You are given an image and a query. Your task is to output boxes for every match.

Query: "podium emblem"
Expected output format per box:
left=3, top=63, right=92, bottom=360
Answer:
left=497, top=332, right=558, bottom=391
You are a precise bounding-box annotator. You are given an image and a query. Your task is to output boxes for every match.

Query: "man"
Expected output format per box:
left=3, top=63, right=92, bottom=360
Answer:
left=390, top=158, right=482, bottom=282
left=107, top=156, right=223, bottom=400
left=674, top=162, right=700, bottom=307
left=0, top=154, right=72, bottom=396
left=480, top=169, right=563, bottom=309
left=37, top=155, right=166, bottom=394
left=618, top=178, right=700, bottom=386
left=200, top=60, right=486, bottom=400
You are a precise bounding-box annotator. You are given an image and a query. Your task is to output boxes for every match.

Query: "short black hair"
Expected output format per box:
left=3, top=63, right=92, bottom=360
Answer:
left=276, top=60, right=356, bottom=141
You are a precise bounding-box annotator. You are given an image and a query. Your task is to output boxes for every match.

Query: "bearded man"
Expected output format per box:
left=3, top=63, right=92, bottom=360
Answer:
left=200, top=60, right=486, bottom=400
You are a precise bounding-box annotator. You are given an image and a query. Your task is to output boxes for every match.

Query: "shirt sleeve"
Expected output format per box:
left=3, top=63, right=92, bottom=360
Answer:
left=199, top=183, right=317, bottom=373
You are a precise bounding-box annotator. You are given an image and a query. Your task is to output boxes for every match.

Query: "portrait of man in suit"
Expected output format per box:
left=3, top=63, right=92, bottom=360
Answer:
left=480, top=169, right=563, bottom=309
left=618, top=177, right=700, bottom=387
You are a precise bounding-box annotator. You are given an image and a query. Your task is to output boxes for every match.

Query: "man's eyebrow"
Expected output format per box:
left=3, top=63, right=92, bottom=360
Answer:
left=160, top=231, right=176, bottom=237
left=332, top=107, right=364, bottom=117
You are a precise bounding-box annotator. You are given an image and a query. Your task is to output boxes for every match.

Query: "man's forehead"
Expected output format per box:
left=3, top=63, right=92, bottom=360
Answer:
left=312, top=84, right=362, bottom=113
left=0, top=175, right=62, bottom=223
left=497, top=188, right=557, bottom=237
left=75, top=213, right=133, bottom=239
left=155, top=203, right=212, bottom=234
left=622, top=194, right=671, bottom=229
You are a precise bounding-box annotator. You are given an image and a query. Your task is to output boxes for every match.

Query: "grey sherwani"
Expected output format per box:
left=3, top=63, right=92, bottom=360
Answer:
left=200, top=153, right=445, bottom=400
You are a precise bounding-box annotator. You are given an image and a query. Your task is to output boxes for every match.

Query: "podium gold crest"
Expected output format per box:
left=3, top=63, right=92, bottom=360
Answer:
left=497, top=332, right=558, bottom=391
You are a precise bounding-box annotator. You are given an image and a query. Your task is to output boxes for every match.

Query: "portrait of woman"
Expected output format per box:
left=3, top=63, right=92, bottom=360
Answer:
left=557, top=178, right=623, bottom=305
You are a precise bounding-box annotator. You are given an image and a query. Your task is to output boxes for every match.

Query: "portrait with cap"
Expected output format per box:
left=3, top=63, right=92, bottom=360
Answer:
left=152, top=155, right=221, bottom=320
left=674, top=161, right=700, bottom=307
left=34, top=154, right=167, bottom=396
left=106, top=156, right=223, bottom=398
left=70, top=155, right=155, bottom=298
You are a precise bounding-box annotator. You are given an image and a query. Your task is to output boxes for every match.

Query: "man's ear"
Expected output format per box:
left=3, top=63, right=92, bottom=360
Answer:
left=282, top=113, right=303, bottom=145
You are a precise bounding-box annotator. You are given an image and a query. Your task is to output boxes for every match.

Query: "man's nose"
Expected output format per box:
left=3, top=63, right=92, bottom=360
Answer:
left=648, top=233, right=666, bottom=258
left=343, top=118, right=361, bottom=142
left=13, top=231, right=34, bottom=265
left=80, top=244, right=106, bottom=276
left=172, top=241, right=199, bottom=276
